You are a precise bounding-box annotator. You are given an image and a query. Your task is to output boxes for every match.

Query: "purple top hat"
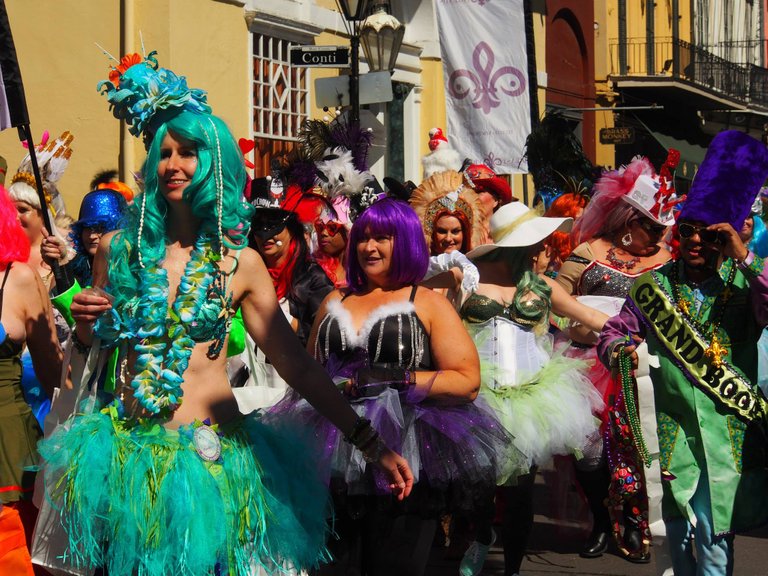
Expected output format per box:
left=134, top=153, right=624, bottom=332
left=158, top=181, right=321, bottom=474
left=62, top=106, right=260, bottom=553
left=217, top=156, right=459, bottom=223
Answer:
left=679, top=130, right=768, bottom=230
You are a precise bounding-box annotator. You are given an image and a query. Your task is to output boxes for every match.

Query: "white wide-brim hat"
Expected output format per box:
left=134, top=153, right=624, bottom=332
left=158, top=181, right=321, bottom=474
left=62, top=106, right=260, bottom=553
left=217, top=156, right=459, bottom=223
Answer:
left=466, top=202, right=572, bottom=260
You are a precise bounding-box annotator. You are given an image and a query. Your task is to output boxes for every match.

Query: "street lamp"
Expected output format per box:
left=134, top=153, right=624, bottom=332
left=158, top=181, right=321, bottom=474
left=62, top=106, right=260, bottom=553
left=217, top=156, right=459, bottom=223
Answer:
left=336, top=0, right=371, bottom=124
left=337, top=0, right=370, bottom=21
left=360, top=3, right=405, bottom=73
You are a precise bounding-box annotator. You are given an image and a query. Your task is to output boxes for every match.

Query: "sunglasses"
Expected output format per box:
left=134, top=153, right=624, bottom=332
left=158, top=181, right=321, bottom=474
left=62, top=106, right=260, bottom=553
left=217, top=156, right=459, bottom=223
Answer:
left=635, top=218, right=667, bottom=236
left=678, top=222, right=723, bottom=244
left=82, top=223, right=108, bottom=234
left=252, top=215, right=288, bottom=233
left=314, top=220, right=344, bottom=237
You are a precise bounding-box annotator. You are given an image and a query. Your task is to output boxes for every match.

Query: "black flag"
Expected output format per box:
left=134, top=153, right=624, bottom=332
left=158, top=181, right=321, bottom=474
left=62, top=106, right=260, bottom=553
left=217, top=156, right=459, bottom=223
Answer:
left=0, top=0, right=30, bottom=130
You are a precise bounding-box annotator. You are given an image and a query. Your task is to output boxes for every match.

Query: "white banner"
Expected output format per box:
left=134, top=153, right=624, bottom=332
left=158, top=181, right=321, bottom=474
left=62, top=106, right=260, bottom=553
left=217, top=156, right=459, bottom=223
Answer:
left=435, top=0, right=531, bottom=174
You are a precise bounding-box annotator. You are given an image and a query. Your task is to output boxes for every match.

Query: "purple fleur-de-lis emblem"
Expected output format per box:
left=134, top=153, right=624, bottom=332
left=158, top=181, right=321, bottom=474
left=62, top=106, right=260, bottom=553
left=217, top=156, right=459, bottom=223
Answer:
left=448, top=42, right=526, bottom=115
left=483, top=151, right=504, bottom=170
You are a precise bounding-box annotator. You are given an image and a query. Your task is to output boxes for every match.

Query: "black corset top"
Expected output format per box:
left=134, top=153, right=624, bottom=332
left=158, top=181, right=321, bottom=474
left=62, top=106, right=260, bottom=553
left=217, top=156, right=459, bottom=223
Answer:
left=314, top=294, right=431, bottom=370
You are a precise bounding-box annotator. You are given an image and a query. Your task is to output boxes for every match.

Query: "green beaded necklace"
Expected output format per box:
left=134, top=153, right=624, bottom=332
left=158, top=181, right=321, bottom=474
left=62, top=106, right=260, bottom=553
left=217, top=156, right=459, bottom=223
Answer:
left=618, top=350, right=652, bottom=467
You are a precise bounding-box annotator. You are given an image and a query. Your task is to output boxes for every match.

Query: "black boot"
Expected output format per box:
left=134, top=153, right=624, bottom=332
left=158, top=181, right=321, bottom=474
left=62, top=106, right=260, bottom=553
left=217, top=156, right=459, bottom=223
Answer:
left=621, top=507, right=651, bottom=563
left=574, top=466, right=611, bottom=559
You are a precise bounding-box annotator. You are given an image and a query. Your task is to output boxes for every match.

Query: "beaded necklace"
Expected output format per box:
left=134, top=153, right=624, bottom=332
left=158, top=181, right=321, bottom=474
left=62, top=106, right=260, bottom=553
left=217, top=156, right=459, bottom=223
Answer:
left=670, top=260, right=735, bottom=367
left=618, top=351, right=652, bottom=467
left=606, top=245, right=640, bottom=271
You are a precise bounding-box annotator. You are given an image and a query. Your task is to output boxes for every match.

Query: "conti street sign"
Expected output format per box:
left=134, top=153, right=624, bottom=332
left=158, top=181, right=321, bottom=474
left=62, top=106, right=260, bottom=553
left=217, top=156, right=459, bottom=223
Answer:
left=290, top=46, right=350, bottom=68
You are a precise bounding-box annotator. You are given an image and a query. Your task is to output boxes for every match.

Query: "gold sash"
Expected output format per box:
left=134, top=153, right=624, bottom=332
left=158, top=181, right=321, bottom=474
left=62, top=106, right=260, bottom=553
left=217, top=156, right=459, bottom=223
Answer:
left=629, top=273, right=766, bottom=423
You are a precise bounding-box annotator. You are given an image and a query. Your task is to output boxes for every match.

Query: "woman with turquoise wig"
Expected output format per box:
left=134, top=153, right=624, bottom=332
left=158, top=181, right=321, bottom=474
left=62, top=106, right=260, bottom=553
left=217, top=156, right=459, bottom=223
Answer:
left=34, top=51, right=413, bottom=576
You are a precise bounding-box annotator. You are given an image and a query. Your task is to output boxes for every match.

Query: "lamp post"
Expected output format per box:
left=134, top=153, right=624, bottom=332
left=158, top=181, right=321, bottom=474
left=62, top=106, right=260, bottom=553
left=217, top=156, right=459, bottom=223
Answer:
left=360, top=3, right=405, bottom=73
left=336, top=0, right=371, bottom=124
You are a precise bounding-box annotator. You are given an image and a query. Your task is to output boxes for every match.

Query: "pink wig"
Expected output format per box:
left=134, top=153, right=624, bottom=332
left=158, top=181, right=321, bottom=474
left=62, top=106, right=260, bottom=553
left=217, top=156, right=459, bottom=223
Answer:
left=0, top=185, right=31, bottom=265
left=572, top=157, right=656, bottom=244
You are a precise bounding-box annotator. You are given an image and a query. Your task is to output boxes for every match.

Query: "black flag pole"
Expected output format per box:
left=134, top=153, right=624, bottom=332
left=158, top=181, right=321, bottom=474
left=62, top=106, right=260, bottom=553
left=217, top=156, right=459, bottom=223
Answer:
left=0, top=0, right=71, bottom=292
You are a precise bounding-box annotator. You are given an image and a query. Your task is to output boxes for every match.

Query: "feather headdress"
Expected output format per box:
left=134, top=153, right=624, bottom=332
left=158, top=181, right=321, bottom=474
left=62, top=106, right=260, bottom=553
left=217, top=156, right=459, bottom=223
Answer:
left=410, top=170, right=485, bottom=253
left=98, top=50, right=210, bottom=147
left=572, top=156, right=656, bottom=244
left=9, top=130, right=74, bottom=217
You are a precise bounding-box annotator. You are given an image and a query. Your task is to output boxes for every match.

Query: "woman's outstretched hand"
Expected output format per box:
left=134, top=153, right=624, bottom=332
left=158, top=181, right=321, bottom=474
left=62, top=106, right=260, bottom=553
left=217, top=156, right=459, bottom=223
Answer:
left=376, top=449, right=414, bottom=501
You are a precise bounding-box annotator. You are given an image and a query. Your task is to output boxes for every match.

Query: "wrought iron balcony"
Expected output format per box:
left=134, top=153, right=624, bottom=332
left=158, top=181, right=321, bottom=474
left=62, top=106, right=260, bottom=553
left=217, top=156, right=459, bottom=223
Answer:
left=609, top=37, right=768, bottom=109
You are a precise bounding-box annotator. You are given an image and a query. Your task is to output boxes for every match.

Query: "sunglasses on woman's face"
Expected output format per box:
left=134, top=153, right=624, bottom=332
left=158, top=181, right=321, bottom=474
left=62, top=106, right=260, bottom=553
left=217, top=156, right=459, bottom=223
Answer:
left=252, top=215, right=287, bottom=233
left=678, top=222, right=723, bottom=244
left=314, top=220, right=344, bottom=237
left=635, top=218, right=666, bottom=236
left=83, top=223, right=108, bottom=235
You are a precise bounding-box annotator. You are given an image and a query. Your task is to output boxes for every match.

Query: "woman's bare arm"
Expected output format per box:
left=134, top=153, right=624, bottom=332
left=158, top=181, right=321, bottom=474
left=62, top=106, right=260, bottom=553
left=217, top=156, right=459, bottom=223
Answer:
left=544, top=276, right=609, bottom=333
left=414, top=288, right=480, bottom=403
left=18, top=263, right=66, bottom=395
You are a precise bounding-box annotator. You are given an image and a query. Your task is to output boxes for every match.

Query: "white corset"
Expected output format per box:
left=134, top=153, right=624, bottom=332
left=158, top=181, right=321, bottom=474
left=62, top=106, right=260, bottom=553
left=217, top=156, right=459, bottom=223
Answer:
left=467, top=317, right=550, bottom=389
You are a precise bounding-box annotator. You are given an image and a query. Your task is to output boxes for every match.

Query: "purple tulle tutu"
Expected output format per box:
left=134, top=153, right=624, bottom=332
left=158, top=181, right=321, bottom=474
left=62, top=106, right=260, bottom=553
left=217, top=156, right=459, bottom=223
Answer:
left=268, top=359, right=514, bottom=499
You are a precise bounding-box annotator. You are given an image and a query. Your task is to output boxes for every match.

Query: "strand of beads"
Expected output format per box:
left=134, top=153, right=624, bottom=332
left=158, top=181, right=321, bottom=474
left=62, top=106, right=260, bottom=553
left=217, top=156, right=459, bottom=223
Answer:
left=619, top=350, right=652, bottom=467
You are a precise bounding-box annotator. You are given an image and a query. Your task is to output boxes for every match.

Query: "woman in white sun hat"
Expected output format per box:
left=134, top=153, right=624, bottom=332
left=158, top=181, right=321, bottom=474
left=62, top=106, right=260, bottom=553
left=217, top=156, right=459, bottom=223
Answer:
left=458, top=201, right=609, bottom=576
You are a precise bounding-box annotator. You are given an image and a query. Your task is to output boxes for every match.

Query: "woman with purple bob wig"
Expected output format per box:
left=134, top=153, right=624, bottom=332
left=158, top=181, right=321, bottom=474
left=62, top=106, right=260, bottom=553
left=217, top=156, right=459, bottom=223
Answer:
left=270, top=197, right=509, bottom=576
left=345, top=197, right=429, bottom=292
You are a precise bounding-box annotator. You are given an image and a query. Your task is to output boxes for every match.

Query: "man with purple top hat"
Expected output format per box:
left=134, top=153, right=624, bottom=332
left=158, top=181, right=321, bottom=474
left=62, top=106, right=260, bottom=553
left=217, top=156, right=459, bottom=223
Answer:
left=597, top=130, right=768, bottom=576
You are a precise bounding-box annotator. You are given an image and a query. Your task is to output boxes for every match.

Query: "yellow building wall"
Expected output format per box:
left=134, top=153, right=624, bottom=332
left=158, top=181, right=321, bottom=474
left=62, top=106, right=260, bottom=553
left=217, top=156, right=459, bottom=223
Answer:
left=0, top=0, right=249, bottom=215
left=0, top=0, right=121, bottom=212
left=419, top=59, right=447, bottom=155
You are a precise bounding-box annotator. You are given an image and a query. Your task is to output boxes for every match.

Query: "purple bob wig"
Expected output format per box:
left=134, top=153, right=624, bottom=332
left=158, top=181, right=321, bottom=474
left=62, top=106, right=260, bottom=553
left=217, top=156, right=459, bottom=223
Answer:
left=0, top=185, right=31, bottom=266
left=346, top=197, right=429, bottom=293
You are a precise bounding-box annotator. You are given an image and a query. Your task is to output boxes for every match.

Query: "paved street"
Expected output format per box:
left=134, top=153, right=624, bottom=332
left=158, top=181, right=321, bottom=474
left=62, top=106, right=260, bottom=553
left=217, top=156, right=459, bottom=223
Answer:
left=427, top=463, right=768, bottom=575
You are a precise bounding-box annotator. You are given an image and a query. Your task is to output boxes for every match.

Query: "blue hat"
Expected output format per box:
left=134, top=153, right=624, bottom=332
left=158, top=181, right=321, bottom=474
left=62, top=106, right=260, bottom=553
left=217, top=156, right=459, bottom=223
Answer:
left=680, top=130, right=768, bottom=229
left=70, top=189, right=127, bottom=253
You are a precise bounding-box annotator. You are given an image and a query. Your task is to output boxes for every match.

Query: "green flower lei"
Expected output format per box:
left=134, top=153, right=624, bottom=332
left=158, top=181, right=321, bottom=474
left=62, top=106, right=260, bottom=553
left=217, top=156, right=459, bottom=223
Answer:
left=96, top=235, right=230, bottom=417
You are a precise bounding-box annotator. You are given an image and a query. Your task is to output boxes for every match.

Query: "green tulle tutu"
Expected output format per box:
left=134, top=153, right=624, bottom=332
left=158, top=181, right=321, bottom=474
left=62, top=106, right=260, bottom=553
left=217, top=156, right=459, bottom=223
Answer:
left=37, top=408, right=331, bottom=575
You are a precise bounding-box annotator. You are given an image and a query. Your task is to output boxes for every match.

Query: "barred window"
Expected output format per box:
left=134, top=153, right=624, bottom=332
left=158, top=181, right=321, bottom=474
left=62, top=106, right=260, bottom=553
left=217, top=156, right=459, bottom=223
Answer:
left=252, top=33, right=309, bottom=175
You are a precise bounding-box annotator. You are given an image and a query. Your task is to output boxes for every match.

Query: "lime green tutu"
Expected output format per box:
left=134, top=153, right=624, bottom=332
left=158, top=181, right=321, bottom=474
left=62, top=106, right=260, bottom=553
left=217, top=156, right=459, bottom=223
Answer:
left=481, top=349, right=603, bottom=483
left=37, top=409, right=331, bottom=575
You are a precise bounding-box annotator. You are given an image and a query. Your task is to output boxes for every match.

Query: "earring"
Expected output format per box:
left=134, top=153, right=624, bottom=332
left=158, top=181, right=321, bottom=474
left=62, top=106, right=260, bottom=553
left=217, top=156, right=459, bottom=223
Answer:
left=621, top=233, right=633, bottom=246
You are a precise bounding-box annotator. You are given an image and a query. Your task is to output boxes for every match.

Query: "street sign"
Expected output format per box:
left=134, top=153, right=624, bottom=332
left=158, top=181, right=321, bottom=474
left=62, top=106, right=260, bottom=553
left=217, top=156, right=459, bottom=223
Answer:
left=314, top=71, right=393, bottom=108
left=290, top=46, right=349, bottom=68
left=599, top=126, right=636, bottom=145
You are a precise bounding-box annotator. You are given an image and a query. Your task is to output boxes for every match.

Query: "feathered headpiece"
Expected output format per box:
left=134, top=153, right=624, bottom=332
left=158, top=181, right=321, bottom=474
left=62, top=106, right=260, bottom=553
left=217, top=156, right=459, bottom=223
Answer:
left=97, top=51, right=211, bottom=146
left=297, top=114, right=380, bottom=222
left=573, top=152, right=683, bottom=243
left=9, top=130, right=73, bottom=217
left=410, top=170, right=485, bottom=252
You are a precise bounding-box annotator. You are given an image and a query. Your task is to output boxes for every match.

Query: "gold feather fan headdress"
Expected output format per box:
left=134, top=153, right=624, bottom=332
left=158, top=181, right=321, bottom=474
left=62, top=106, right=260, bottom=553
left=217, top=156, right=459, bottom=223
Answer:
left=410, top=170, right=486, bottom=254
